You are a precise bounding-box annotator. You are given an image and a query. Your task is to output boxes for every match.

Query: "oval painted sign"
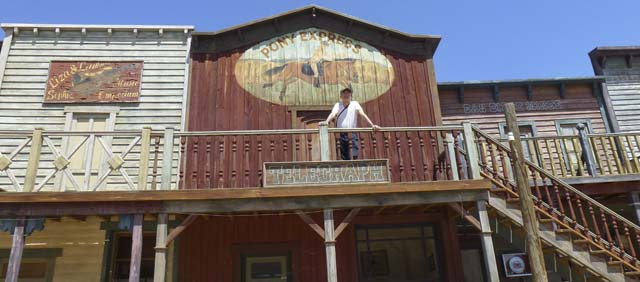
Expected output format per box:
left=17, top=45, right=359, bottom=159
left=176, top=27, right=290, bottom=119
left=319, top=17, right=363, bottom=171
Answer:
left=234, top=28, right=394, bottom=106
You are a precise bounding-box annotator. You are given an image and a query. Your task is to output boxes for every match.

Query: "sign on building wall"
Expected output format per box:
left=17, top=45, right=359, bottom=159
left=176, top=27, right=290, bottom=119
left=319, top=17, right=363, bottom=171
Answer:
left=44, top=61, right=143, bottom=103
left=462, top=100, right=564, bottom=114
left=234, top=28, right=394, bottom=106
left=263, top=159, right=390, bottom=187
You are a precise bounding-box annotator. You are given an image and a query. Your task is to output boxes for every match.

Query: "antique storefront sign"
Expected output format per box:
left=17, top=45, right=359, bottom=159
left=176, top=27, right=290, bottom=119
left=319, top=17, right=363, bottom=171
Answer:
left=235, top=28, right=394, bottom=106
left=462, top=100, right=564, bottom=114
left=44, top=61, right=143, bottom=103
left=263, top=159, right=390, bottom=187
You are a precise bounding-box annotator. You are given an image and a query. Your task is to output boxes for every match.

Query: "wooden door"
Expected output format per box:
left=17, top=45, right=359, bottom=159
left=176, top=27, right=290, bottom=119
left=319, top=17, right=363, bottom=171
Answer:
left=63, top=114, right=109, bottom=190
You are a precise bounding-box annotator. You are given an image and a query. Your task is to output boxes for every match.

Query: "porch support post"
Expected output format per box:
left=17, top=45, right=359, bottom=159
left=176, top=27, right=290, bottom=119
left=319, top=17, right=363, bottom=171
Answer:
left=477, top=200, right=500, bottom=282
left=129, top=214, right=143, bottom=282
left=323, top=208, right=337, bottom=282
left=462, top=122, right=481, bottom=179
left=153, top=213, right=168, bottom=282
left=23, top=128, right=43, bottom=192
left=5, top=218, right=25, bottom=282
left=319, top=122, right=330, bottom=161
left=160, top=128, right=175, bottom=190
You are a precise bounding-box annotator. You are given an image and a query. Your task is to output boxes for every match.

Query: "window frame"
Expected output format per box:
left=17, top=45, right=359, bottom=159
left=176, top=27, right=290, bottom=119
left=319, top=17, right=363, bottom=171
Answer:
left=0, top=248, right=62, bottom=282
left=355, top=223, right=443, bottom=282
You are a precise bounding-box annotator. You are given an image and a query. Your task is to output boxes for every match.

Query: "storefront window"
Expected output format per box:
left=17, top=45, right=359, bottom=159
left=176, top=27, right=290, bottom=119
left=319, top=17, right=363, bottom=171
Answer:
left=356, top=224, right=441, bottom=282
left=110, top=233, right=156, bottom=282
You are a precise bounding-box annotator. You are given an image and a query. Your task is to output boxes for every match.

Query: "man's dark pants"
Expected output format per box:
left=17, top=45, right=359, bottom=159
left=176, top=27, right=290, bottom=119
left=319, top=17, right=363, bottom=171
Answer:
left=339, top=132, right=359, bottom=160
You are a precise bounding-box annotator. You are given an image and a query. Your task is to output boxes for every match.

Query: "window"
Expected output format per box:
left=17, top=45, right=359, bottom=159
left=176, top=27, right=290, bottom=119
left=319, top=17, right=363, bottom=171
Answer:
left=0, top=248, right=61, bottom=282
left=241, top=252, right=291, bottom=282
left=356, top=224, right=442, bottom=282
left=499, top=121, right=537, bottom=161
left=109, top=233, right=156, bottom=282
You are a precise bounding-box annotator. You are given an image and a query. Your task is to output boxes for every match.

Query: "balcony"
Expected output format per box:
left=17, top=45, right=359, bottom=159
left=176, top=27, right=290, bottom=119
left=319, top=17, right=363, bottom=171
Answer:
left=0, top=125, right=471, bottom=192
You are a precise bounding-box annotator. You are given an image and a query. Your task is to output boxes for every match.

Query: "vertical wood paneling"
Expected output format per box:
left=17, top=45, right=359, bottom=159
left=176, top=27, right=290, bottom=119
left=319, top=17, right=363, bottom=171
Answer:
left=185, top=43, right=438, bottom=189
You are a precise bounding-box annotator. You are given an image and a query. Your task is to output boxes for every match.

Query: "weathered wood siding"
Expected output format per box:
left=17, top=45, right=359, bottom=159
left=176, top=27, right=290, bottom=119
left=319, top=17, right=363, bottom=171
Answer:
left=439, top=82, right=608, bottom=137
left=184, top=45, right=441, bottom=189
left=0, top=217, right=105, bottom=282
left=177, top=211, right=463, bottom=282
left=599, top=56, right=640, bottom=132
left=0, top=25, right=192, bottom=191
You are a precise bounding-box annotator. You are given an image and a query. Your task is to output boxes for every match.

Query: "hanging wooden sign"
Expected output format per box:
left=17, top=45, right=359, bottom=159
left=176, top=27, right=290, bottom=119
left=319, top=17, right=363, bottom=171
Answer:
left=263, top=159, right=390, bottom=187
left=44, top=61, right=143, bottom=103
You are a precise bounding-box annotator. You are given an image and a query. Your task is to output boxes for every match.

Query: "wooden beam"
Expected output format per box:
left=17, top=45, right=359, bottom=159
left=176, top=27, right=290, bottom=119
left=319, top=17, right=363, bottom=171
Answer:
left=324, top=209, right=338, bottom=282
left=129, top=214, right=143, bottom=282
left=373, top=206, right=387, bottom=215
left=165, top=214, right=199, bottom=247
left=477, top=201, right=500, bottom=282
left=5, top=218, right=25, bottom=282
left=448, top=203, right=481, bottom=231
left=296, top=210, right=325, bottom=239
left=504, top=103, right=548, bottom=282
left=0, top=179, right=490, bottom=203
left=153, top=213, right=168, bottom=282
left=23, top=128, right=43, bottom=192
left=334, top=208, right=360, bottom=239
left=137, top=127, right=152, bottom=191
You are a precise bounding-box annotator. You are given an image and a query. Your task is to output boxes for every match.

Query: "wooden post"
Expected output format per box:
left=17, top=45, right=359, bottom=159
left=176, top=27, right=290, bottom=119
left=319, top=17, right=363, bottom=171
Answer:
left=323, top=209, right=337, bottom=282
left=504, top=103, right=548, bottom=282
left=23, top=128, right=43, bottom=192
left=319, top=122, right=330, bottom=161
left=129, top=214, right=143, bottom=282
left=445, top=133, right=460, bottom=180
left=5, top=218, right=25, bottom=282
left=153, top=214, right=168, bottom=282
left=477, top=201, right=500, bottom=282
left=160, top=128, right=175, bottom=190
left=462, top=122, right=481, bottom=179
left=138, top=127, right=152, bottom=190
left=576, top=123, right=597, bottom=176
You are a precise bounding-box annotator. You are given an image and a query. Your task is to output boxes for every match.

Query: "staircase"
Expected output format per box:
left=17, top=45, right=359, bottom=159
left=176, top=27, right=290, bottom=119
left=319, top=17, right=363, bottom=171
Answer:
left=470, top=127, right=640, bottom=281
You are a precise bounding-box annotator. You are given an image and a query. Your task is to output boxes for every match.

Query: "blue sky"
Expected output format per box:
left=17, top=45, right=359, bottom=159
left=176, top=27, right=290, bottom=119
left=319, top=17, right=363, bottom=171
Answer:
left=1, top=0, right=639, bottom=82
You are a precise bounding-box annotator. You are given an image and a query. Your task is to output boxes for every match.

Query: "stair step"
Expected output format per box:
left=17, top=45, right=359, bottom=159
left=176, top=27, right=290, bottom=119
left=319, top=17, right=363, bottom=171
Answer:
left=625, top=271, right=640, bottom=277
left=539, top=218, right=555, bottom=223
left=555, top=228, right=573, bottom=234
left=607, top=260, right=624, bottom=266
left=506, top=198, right=520, bottom=204
left=589, top=249, right=608, bottom=255
left=573, top=239, right=591, bottom=245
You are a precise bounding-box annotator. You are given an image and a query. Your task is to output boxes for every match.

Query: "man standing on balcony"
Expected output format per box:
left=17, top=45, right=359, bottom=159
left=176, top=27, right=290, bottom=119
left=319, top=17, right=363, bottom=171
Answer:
left=322, top=87, right=380, bottom=160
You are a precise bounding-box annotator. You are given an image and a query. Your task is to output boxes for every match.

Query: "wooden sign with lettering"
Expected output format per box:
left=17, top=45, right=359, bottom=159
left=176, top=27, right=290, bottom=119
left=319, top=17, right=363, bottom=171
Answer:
left=44, top=61, right=143, bottom=103
left=263, top=159, right=390, bottom=188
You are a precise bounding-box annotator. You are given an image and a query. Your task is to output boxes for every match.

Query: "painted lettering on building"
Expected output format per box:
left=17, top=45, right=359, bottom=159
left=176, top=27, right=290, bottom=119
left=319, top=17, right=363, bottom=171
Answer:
left=235, top=28, right=394, bottom=106
left=263, top=159, right=390, bottom=187
left=44, top=61, right=143, bottom=103
left=462, top=100, right=563, bottom=114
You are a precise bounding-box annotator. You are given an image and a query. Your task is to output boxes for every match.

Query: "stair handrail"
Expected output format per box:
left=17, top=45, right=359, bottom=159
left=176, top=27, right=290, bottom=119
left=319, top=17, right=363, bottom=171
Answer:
left=472, top=126, right=640, bottom=233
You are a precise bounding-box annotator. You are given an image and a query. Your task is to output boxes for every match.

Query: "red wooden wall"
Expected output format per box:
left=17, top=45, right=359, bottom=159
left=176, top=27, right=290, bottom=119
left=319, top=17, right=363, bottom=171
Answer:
left=177, top=211, right=464, bottom=282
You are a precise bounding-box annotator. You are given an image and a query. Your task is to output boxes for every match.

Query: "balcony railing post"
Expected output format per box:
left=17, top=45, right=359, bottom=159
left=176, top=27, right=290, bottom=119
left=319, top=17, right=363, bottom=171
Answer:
left=23, top=128, right=43, bottom=192
left=462, top=122, right=481, bottom=179
left=445, top=133, right=460, bottom=180
left=319, top=122, right=330, bottom=161
left=138, top=127, right=152, bottom=191
left=577, top=123, right=598, bottom=176
left=160, top=128, right=175, bottom=190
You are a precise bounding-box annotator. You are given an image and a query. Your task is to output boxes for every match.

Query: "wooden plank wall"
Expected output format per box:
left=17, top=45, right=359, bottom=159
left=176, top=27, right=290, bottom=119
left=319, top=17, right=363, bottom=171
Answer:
left=0, top=217, right=105, bottom=282
left=439, top=83, right=607, bottom=137
left=0, top=26, right=192, bottom=191
left=184, top=48, right=440, bottom=189
left=600, top=56, right=640, bottom=132
left=177, top=210, right=462, bottom=282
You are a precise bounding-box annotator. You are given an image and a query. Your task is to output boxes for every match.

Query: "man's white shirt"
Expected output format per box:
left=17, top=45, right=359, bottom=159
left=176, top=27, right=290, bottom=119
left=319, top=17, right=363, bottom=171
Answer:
left=331, top=101, right=362, bottom=128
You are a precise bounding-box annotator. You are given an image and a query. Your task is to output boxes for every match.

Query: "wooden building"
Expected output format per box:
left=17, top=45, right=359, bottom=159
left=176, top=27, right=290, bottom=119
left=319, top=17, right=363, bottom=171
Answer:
left=2, top=7, right=640, bottom=282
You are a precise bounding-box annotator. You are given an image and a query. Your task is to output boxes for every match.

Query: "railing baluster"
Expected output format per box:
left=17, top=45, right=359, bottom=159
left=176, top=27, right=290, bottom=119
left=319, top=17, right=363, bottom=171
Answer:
left=205, top=138, right=211, bottom=189
left=588, top=202, right=601, bottom=241
left=554, top=139, right=568, bottom=178
left=150, top=136, right=161, bottom=190
left=191, top=137, right=199, bottom=190
left=571, top=137, right=585, bottom=176
left=589, top=136, right=605, bottom=175
left=178, top=136, right=186, bottom=189
left=418, top=131, right=430, bottom=180
left=407, top=131, right=418, bottom=181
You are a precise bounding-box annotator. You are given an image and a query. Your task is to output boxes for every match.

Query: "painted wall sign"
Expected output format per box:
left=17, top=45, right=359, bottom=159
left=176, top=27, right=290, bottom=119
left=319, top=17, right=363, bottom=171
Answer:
left=44, top=61, right=143, bottom=103
left=263, top=159, right=390, bottom=187
left=462, top=100, right=563, bottom=114
left=234, top=28, right=394, bottom=106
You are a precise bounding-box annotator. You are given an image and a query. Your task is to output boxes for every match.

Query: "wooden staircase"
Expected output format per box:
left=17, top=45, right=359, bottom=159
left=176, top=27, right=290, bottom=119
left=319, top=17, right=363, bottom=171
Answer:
left=471, top=127, right=640, bottom=282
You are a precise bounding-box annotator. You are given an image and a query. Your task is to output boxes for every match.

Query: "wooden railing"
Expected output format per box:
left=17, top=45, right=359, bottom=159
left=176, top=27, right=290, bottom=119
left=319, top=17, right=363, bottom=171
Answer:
left=178, top=125, right=467, bottom=189
left=512, top=127, right=640, bottom=178
left=473, top=127, right=640, bottom=270
left=0, top=128, right=168, bottom=192
left=0, top=125, right=466, bottom=192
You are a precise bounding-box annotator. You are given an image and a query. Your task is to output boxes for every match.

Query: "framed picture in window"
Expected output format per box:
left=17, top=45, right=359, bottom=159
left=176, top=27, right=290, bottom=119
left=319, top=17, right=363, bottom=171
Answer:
left=502, top=253, right=532, bottom=278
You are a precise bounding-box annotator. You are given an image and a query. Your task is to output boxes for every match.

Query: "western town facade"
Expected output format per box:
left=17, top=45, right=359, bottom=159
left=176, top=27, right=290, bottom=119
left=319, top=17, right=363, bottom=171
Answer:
left=1, top=5, right=640, bottom=282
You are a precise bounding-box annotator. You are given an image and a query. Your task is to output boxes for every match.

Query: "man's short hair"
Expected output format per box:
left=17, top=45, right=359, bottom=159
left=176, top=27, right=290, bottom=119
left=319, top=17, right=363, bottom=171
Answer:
left=340, top=88, right=353, bottom=95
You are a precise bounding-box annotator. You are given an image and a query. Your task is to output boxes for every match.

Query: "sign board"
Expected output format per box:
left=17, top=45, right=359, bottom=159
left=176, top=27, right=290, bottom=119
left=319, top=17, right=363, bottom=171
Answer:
left=44, top=61, right=143, bottom=103
left=234, top=28, right=394, bottom=106
left=263, top=159, right=390, bottom=187
left=502, top=253, right=532, bottom=278
left=463, top=100, right=564, bottom=114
